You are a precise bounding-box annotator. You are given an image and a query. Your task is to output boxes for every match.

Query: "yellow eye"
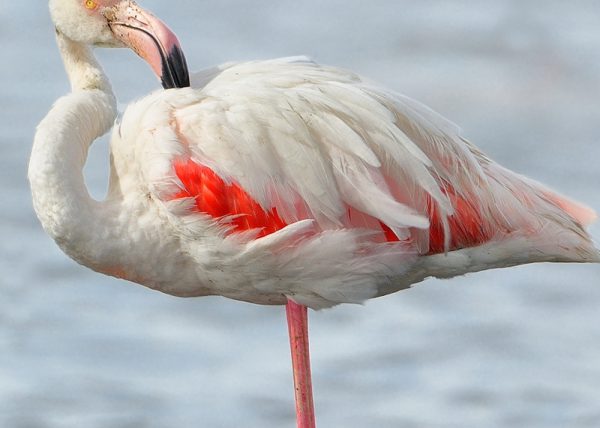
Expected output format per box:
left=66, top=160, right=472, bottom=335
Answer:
left=85, top=0, right=97, bottom=9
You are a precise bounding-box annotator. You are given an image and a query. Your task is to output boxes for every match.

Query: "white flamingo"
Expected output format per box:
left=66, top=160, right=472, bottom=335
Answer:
left=30, top=1, right=599, bottom=426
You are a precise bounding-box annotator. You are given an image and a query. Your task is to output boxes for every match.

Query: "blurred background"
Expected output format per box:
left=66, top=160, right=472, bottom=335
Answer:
left=1, top=1, right=600, bottom=427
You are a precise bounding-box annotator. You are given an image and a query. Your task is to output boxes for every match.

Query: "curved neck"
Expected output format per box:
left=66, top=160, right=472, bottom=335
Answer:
left=29, top=33, right=117, bottom=266
left=57, top=32, right=112, bottom=92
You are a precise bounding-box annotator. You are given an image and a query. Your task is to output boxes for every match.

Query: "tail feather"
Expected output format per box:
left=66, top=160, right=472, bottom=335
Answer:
left=537, top=187, right=600, bottom=263
left=545, top=192, right=598, bottom=227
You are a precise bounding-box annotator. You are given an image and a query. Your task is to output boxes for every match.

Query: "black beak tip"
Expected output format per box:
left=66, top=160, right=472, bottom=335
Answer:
left=161, top=45, right=190, bottom=90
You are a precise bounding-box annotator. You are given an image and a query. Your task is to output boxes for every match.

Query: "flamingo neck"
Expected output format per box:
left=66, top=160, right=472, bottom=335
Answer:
left=29, top=33, right=117, bottom=268
left=56, top=31, right=113, bottom=93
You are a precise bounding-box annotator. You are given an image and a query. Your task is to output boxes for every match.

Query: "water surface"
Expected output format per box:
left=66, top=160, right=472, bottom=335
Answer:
left=1, top=1, right=600, bottom=427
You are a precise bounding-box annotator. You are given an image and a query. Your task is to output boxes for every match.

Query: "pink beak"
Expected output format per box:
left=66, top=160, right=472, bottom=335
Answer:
left=104, top=1, right=190, bottom=89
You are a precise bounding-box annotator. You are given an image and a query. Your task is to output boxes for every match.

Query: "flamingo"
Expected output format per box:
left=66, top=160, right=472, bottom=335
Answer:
left=29, top=1, right=599, bottom=426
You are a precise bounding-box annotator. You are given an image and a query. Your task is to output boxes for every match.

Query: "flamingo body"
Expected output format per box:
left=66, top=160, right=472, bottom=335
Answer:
left=92, top=56, right=598, bottom=309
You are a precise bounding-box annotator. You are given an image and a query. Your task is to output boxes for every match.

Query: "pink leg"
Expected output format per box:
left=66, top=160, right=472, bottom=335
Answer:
left=286, top=299, right=317, bottom=428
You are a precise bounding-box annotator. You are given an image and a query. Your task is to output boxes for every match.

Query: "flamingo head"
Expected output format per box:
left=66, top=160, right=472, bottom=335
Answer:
left=49, top=0, right=190, bottom=89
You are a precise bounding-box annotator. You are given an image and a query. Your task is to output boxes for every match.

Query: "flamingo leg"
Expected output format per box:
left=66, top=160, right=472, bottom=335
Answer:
left=286, top=299, right=316, bottom=428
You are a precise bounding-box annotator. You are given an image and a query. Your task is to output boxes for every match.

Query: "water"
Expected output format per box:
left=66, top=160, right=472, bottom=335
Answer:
left=1, top=1, right=600, bottom=427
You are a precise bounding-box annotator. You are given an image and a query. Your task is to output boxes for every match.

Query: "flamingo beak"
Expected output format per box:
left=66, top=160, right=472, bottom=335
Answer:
left=103, top=1, right=190, bottom=89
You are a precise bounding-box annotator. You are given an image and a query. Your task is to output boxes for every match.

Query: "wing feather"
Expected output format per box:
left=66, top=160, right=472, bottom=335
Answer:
left=172, top=59, right=443, bottom=235
left=122, top=57, right=594, bottom=256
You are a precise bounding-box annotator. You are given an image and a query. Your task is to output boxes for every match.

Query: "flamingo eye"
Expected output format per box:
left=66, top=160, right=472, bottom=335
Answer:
left=85, top=0, right=98, bottom=10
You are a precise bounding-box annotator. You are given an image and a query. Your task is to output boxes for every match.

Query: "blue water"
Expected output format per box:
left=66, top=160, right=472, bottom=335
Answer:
left=1, top=1, right=600, bottom=427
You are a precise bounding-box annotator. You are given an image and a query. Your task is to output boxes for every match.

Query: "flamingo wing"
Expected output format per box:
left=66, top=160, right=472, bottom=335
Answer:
left=113, top=57, right=598, bottom=306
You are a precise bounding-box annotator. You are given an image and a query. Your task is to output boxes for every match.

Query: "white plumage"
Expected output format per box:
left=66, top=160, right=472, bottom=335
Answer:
left=31, top=44, right=599, bottom=308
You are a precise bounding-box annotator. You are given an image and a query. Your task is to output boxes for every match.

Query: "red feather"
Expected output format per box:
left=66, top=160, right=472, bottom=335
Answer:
left=172, top=159, right=493, bottom=253
left=172, top=159, right=287, bottom=237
